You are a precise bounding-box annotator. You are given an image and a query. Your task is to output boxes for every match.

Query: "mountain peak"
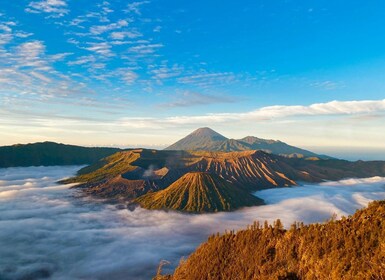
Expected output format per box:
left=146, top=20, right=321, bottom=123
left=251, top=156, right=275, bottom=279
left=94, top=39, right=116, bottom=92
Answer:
left=164, top=127, right=227, bottom=151
left=164, top=128, right=328, bottom=158
left=190, top=127, right=226, bottom=138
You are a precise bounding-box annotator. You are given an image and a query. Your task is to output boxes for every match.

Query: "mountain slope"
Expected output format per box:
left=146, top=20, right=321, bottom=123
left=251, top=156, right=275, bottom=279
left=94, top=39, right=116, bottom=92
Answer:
left=187, top=150, right=299, bottom=190
left=63, top=149, right=385, bottom=206
left=158, top=200, right=385, bottom=279
left=164, top=127, right=328, bottom=158
left=0, top=142, right=121, bottom=167
left=135, top=172, right=263, bottom=212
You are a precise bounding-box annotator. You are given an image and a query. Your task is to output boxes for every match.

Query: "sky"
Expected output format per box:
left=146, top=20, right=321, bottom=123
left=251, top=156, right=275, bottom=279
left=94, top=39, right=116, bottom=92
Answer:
left=0, top=0, right=385, bottom=157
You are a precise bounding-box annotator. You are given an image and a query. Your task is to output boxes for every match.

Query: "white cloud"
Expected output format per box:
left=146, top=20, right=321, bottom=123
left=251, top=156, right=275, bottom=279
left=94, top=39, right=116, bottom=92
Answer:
left=177, top=72, right=238, bottom=88
left=16, top=41, right=46, bottom=67
left=0, top=167, right=384, bottom=279
left=26, top=0, right=69, bottom=17
left=118, top=99, right=385, bottom=128
left=85, top=42, right=114, bottom=57
left=151, top=64, right=183, bottom=83
left=67, top=55, right=96, bottom=66
left=129, top=43, right=163, bottom=55
left=310, top=80, right=345, bottom=91
left=29, top=71, right=52, bottom=83
left=159, top=91, right=235, bottom=108
left=0, top=17, right=88, bottom=98
left=90, top=20, right=129, bottom=35
left=120, top=70, right=138, bottom=84
left=49, top=52, right=73, bottom=61
left=125, top=1, right=150, bottom=15
left=0, top=33, right=13, bottom=45
left=110, top=31, right=142, bottom=40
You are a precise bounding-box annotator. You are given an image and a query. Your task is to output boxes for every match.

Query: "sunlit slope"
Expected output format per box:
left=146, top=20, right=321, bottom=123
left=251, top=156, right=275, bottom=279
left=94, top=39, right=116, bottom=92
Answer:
left=188, top=150, right=299, bottom=190
left=63, top=149, right=385, bottom=203
left=158, top=200, right=385, bottom=279
left=61, top=151, right=140, bottom=184
left=135, top=172, right=263, bottom=212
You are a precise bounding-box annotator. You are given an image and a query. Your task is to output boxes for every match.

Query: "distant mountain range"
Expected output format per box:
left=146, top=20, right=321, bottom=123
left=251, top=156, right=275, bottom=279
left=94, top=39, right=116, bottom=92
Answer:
left=0, top=142, right=120, bottom=168
left=0, top=128, right=331, bottom=169
left=165, top=127, right=330, bottom=159
left=62, top=148, right=385, bottom=213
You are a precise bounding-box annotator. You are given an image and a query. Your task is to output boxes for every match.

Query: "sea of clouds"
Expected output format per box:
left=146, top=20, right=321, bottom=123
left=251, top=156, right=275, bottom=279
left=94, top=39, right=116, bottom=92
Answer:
left=1, top=166, right=385, bottom=280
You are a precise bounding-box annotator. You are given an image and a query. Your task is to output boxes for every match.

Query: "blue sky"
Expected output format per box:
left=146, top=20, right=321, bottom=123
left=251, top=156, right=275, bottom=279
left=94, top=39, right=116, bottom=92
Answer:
left=0, top=0, right=385, bottom=157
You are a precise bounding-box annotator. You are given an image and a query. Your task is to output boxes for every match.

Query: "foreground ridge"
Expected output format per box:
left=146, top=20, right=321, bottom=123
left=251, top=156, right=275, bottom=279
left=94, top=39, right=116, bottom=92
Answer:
left=156, top=200, right=385, bottom=279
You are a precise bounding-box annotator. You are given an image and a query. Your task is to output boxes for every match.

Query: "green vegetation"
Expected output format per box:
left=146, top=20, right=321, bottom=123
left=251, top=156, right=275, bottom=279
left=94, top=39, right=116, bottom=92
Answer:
left=61, top=151, right=140, bottom=184
left=0, top=141, right=120, bottom=167
left=157, top=200, right=385, bottom=279
left=135, top=172, right=264, bottom=213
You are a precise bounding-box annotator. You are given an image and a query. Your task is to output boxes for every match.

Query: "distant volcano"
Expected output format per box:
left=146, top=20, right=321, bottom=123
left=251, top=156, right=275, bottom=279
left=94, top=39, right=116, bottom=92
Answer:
left=165, top=127, right=228, bottom=151
left=165, top=127, right=329, bottom=159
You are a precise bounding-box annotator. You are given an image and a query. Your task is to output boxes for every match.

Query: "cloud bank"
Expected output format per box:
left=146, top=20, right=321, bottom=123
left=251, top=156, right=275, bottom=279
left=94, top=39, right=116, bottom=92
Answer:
left=0, top=167, right=385, bottom=279
left=119, top=99, right=385, bottom=128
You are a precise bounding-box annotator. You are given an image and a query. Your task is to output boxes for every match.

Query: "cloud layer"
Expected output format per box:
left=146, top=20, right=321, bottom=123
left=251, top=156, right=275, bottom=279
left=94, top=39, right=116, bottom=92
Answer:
left=119, top=98, right=385, bottom=127
left=1, top=167, right=385, bottom=279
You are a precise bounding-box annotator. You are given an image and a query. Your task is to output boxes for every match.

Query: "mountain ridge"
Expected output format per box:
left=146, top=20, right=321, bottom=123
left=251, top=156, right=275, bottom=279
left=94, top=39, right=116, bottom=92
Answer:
left=164, top=127, right=328, bottom=159
left=62, top=149, right=385, bottom=213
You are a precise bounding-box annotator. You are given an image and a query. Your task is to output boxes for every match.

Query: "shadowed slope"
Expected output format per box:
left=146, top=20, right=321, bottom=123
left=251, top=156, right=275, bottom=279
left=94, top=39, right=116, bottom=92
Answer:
left=135, top=172, right=263, bottom=213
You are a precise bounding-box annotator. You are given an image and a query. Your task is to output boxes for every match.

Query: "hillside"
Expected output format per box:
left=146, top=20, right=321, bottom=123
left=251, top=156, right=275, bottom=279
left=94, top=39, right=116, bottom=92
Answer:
left=0, top=142, right=121, bottom=167
left=164, top=127, right=327, bottom=159
left=156, top=200, right=385, bottom=279
left=63, top=149, right=385, bottom=210
left=135, top=172, right=263, bottom=213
